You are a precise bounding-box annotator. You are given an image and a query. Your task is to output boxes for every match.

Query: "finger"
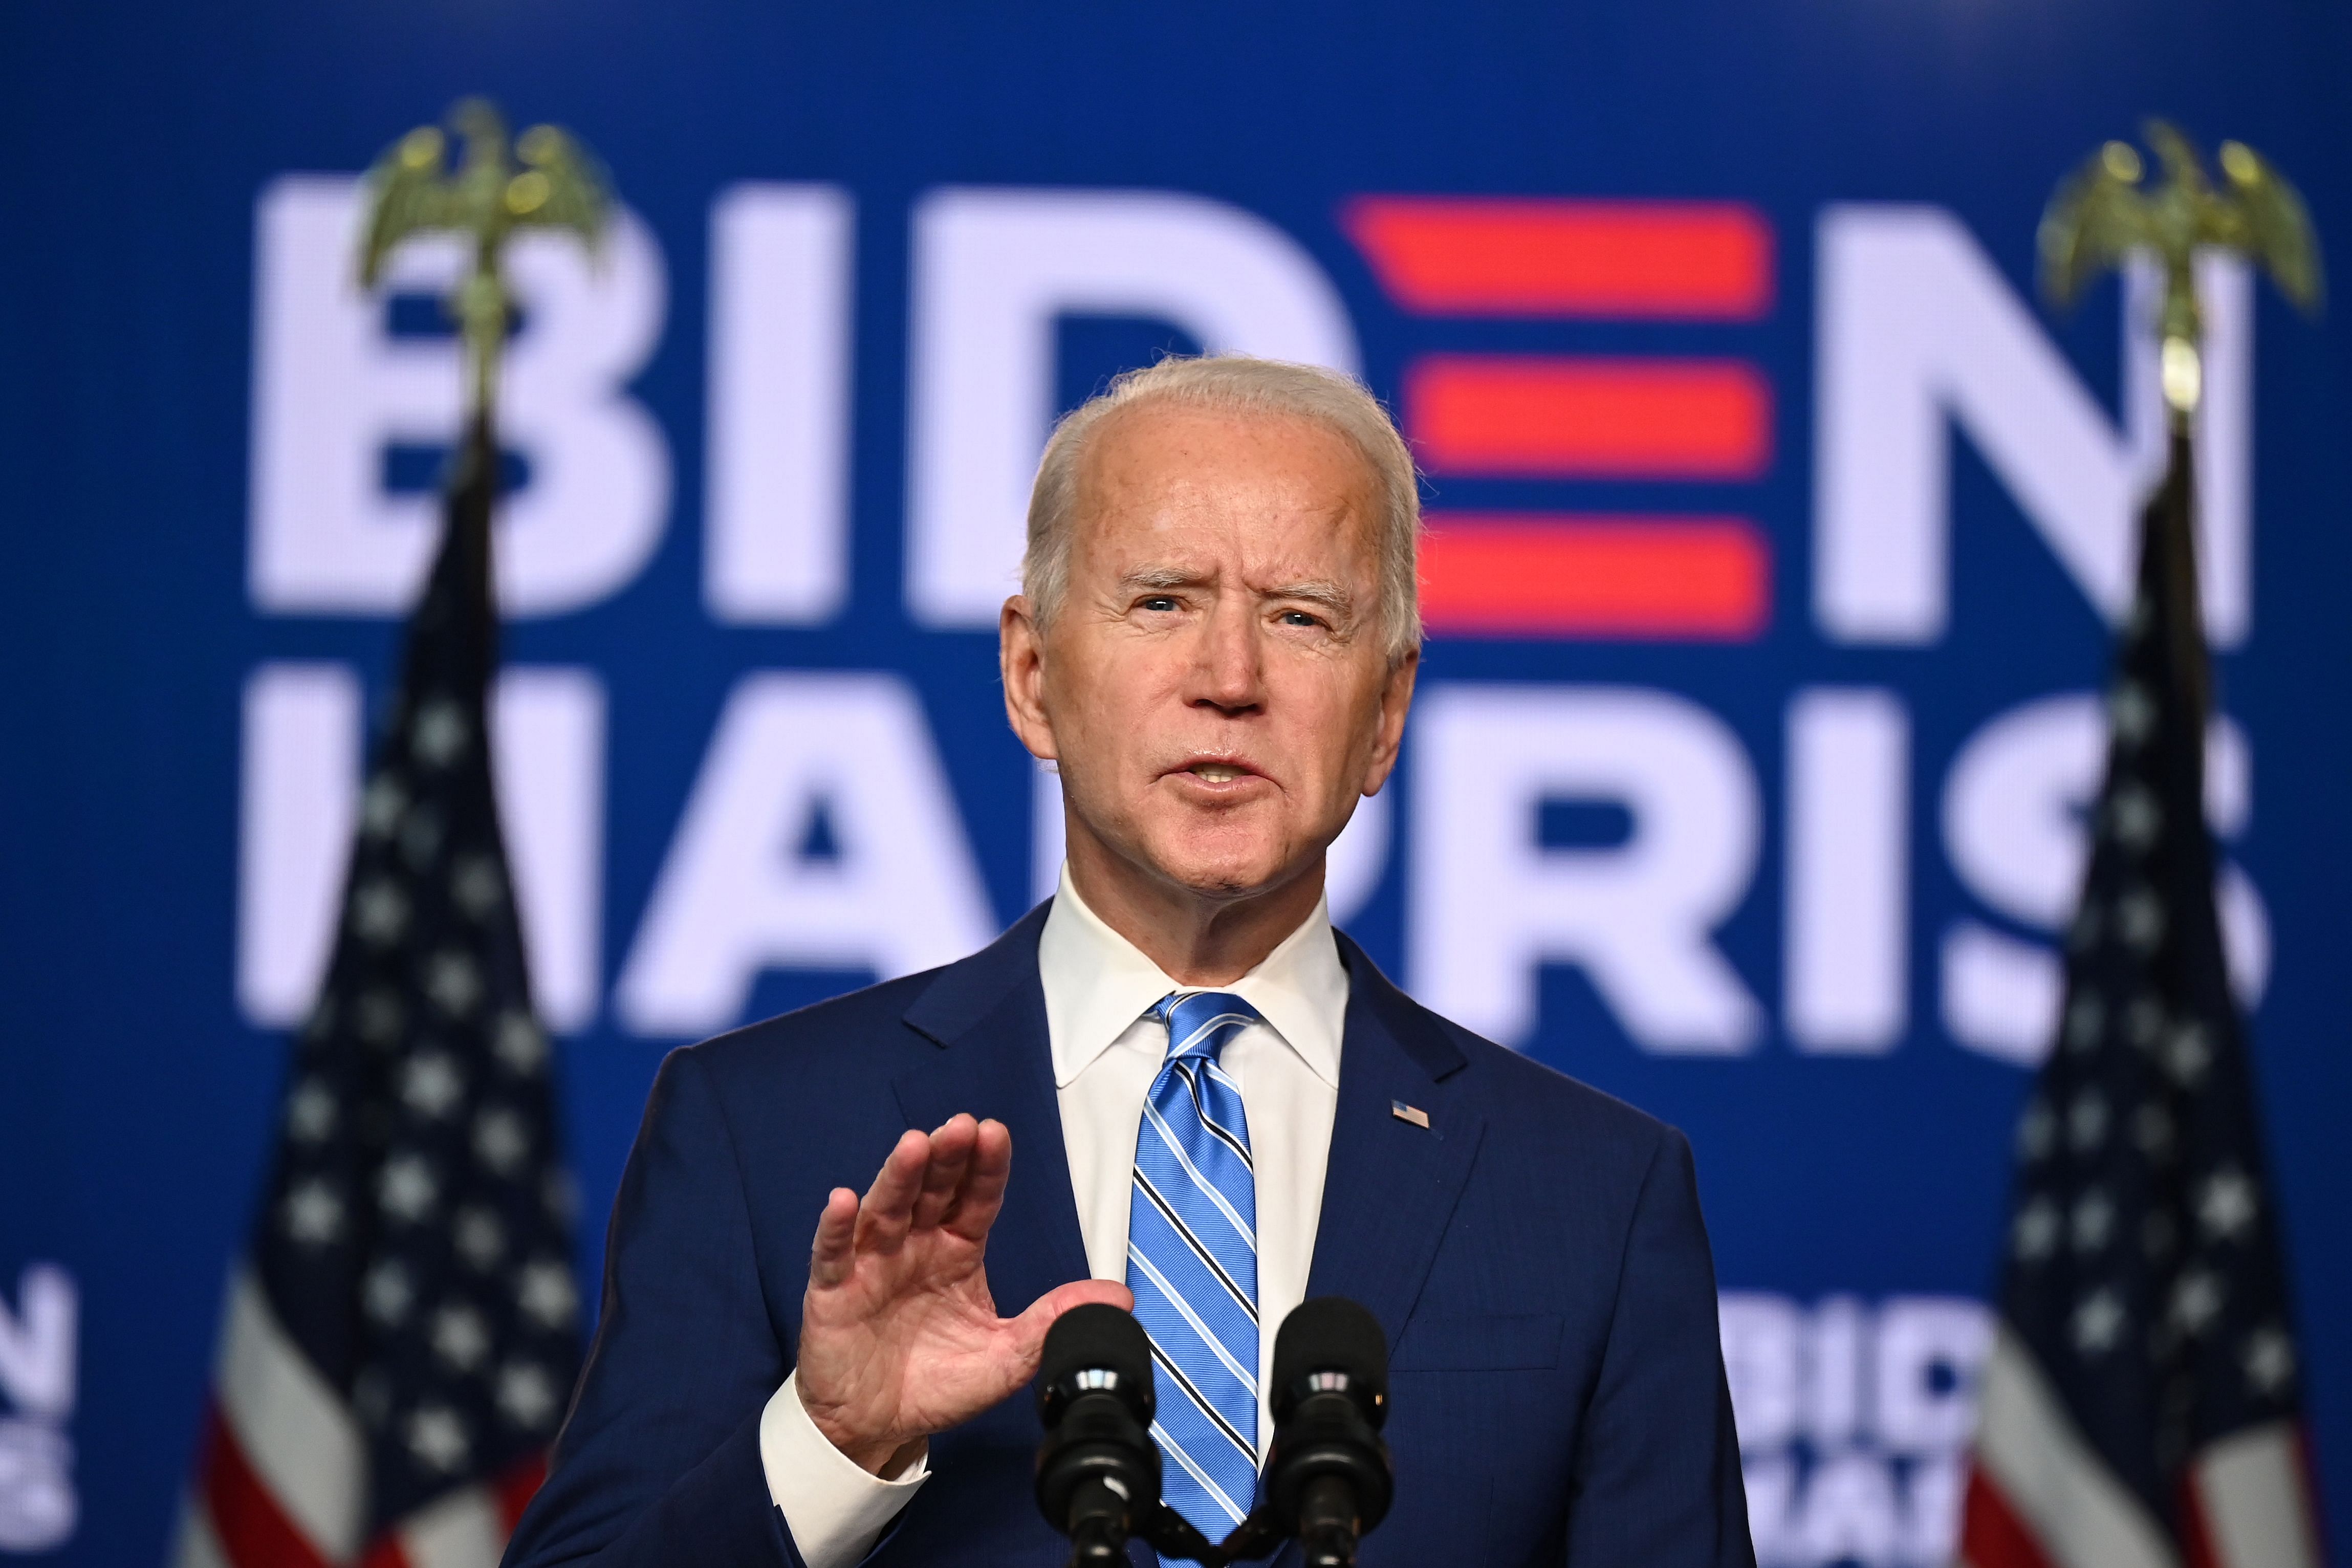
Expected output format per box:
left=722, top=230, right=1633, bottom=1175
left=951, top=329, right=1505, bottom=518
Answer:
left=912, top=1114, right=979, bottom=1230
left=1005, top=1277, right=1137, bottom=1373
left=944, top=1118, right=1013, bottom=1242
left=808, top=1188, right=860, bottom=1289
left=856, top=1128, right=931, bottom=1253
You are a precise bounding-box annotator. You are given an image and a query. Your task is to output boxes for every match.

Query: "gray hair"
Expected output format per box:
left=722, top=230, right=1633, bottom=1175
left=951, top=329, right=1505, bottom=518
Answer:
left=1021, top=354, right=1423, bottom=664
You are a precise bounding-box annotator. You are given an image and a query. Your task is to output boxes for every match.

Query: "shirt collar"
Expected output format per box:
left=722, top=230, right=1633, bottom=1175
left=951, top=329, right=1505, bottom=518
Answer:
left=1037, top=863, right=1347, bottom=1091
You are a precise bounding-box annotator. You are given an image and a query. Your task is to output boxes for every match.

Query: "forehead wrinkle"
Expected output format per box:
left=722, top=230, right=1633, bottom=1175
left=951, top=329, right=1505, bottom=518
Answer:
left=1083, top=410, right=1376, bottom=528
left=1070, top=409, right=1388, bottom=628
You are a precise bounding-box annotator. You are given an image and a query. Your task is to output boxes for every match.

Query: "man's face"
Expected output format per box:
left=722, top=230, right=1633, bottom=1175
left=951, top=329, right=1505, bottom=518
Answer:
left=1001, top=401, right=1417, bottom=905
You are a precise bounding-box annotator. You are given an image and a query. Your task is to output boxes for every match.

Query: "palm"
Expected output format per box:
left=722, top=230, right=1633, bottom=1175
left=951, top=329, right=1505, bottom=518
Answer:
left=795, top=1116, right=1130, bottom=1472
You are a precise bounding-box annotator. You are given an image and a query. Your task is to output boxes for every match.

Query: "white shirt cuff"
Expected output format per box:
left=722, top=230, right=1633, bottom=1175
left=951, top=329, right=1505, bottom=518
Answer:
left=759, top=1372, right=930, bottom=1568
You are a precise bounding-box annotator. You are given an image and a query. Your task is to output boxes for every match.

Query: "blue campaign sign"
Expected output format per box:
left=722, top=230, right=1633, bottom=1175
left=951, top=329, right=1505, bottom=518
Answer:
left=0, top=1, right=2346, bottom=1561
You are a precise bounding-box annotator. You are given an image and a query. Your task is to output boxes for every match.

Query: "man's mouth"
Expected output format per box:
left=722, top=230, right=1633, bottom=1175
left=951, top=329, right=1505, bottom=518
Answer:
left=1188, top=762, right=1250, bottom=783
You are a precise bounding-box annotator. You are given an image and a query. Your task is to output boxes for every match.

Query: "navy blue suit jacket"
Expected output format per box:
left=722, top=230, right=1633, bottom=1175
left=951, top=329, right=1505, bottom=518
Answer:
left=505, top=905, right=1753, bottom=1568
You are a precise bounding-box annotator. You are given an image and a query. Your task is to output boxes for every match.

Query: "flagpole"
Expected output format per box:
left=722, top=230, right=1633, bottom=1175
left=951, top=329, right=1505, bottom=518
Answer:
left=1956, top=122, right=2324, bottom=1568
left=174, top=100, right=616, bottom=1568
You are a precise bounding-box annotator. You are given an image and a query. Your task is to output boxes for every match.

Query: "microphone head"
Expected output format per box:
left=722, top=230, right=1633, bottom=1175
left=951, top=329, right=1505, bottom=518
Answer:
left=1037, top=1302, right=1156, bottom=1426
left=1271, top=1297, right=1388, bottom=1427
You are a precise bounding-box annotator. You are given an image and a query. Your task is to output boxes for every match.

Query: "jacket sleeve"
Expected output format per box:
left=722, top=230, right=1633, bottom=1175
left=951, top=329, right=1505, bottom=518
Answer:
left=1561, top=1126, right=1755, bottom=1568
left=503, top=1047, right=804, bottom=1568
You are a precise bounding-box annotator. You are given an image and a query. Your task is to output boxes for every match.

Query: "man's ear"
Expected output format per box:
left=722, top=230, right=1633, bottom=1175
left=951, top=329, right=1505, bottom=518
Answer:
left=1360, top=646, right=1420, bottom=795
left=1000, top=594, right=1059, bottom=763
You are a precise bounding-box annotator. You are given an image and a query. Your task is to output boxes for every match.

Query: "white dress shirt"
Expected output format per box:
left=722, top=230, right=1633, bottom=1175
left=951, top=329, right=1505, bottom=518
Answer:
left=758, top=866, right=1350, bottom=1568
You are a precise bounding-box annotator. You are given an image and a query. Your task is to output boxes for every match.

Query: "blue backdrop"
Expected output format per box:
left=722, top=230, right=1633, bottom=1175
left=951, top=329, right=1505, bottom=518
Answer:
left=2, top=1, right=2347, bottom=1562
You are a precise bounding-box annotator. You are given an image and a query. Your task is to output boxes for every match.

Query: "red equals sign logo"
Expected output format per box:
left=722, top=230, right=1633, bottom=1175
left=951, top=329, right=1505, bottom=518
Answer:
left=1344, top=198, right=1775, bottom=640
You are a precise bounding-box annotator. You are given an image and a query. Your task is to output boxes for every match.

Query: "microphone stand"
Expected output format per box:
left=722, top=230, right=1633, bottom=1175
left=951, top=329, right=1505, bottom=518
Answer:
left=1209, top=1508, right=1287, bottom=1564
left=1138, top=1502, right=1226, bottom=1565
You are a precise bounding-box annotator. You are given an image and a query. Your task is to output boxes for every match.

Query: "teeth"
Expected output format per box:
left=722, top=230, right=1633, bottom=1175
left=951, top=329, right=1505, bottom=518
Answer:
left=1193, top=764, right=1243, bottom=782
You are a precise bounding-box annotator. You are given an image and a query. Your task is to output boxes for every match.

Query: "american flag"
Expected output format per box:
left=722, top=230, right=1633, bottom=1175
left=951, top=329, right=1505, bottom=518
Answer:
left=1958, top=433, right=2322, bottom=1568
left=178, top=422, right=580, bottom=1568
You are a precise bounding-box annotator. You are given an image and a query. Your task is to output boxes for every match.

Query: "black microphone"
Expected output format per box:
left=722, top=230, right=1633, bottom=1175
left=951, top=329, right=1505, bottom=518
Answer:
left=1035, top=1303, right=1161, bottom=1564
left=1258, top=1297, right=1393, bottom=1568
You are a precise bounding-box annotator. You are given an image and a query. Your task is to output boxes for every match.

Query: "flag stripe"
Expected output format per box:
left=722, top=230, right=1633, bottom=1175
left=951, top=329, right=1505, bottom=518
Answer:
left=2179, top=1464, right=2223, bottom=1568
left=494, top=1453, right=548, bottom=1531
left=197, top=1406, right=336, bottom=1568
left=2191, top=1422, right=2321, bottom=1568
left=214, top=1272, right=365, bottom=1562
left=173, top=1492, right=239, bottom=1568
left=1959, top=1468, right=2063, bottom=1568
left=1973, top=1331, right=2179, bottom=1568
left=359, top=1534, right=414, bottom=1568
left=397, top=1483, right=505, bottom=1568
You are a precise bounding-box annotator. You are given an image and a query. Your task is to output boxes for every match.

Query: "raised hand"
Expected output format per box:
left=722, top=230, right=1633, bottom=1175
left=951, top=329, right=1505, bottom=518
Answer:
left=794, top=1114, right=1133, bottom=1474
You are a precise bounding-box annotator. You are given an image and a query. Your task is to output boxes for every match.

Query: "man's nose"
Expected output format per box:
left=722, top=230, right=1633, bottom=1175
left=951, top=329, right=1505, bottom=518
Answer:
left=1185, top=597, right=1265, bottom=714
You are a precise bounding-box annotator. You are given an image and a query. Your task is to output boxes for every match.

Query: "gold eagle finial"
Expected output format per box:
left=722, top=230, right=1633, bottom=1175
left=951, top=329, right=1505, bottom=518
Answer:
left=357, top=98, right=613, bottom=420
left=2039, top=120, right=2320, bottom=419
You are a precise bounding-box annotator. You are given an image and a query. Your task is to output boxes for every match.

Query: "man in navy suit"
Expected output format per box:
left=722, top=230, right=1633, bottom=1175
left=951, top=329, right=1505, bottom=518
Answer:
left=506, top=356, right=1753, bottom=1568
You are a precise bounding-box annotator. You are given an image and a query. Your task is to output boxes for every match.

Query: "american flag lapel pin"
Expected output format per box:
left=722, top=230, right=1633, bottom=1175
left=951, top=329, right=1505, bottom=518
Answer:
left=1390, top=1100, right=1430, bottom=1129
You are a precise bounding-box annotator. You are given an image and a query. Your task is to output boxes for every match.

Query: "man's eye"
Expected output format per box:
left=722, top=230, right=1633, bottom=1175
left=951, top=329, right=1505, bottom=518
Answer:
left=1278, top=610, right=1323, bottom=627
left=1139, top=596, right=1179, bottom=613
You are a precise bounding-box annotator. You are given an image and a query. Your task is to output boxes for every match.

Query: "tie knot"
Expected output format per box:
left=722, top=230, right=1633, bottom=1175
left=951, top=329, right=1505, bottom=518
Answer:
left=1152, top=990, right=1261, bottom=1064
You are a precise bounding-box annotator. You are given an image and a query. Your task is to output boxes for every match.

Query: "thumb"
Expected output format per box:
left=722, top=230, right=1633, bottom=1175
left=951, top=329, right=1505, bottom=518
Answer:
left=1007, top=1277, right=1137, bottom=1370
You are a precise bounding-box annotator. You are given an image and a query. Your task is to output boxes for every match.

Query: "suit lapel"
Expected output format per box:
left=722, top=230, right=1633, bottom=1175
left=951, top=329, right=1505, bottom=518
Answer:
left=892, top=904, right=1094, bottom=1313
left=1304, top=936, right=1485, bottom=1346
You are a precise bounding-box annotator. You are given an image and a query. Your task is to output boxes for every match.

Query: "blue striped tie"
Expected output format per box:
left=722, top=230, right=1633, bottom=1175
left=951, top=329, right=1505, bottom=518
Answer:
left=1127, top=990, right=1263, bottom=1541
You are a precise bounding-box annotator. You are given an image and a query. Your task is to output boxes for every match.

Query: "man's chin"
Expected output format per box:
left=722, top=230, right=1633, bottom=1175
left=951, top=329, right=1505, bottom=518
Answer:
left=1133, top=832, right=1310, bottom=904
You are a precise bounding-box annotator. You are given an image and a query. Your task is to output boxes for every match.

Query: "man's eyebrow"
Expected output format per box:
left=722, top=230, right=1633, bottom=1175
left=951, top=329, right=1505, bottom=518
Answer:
left=1262, top=579, right=1357, bottom=616
left=1119, top=565, right=1210, bottom=592
left=1115, top=568, right=1359, bottom=621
